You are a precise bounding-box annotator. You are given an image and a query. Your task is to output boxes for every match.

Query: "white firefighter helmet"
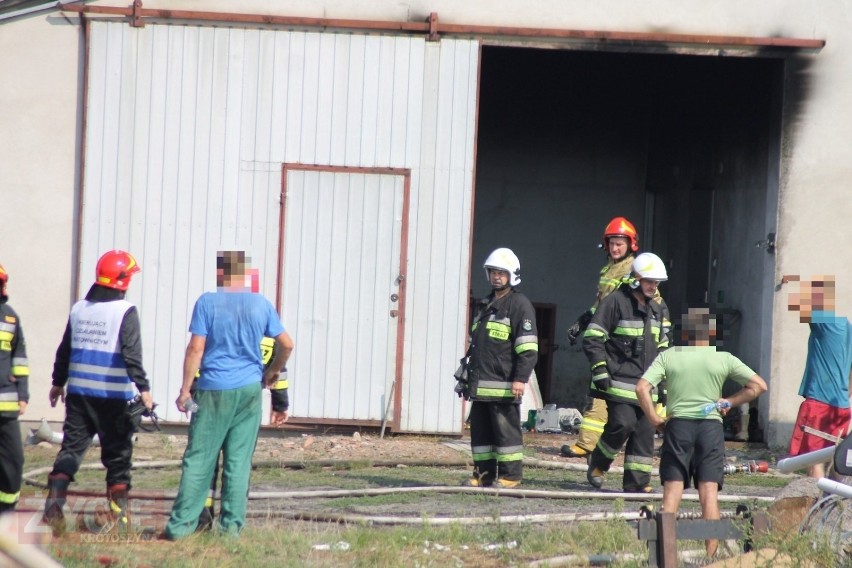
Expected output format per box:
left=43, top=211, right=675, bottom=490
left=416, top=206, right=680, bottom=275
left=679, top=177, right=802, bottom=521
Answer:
left=483, top=248, right=522, bottom=287
left=631, top=252, right=668, bottom=282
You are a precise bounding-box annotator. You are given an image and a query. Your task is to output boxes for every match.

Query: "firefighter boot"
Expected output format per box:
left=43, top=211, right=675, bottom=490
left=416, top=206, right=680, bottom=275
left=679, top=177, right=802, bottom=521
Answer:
left=461, top=470, right=494, bottom=488
left=43, top=474, right=71, bottom=531
left=196, top=499, right=215, bottom=532
left=0, top=501, right=16, bottom=514
left=107, top=484, right=131, bottom=532
left=88, top=484, right=131, bottom=534
left=586, top=465, right=606, bottom=489
left=561, top=444, right=590, bottom=458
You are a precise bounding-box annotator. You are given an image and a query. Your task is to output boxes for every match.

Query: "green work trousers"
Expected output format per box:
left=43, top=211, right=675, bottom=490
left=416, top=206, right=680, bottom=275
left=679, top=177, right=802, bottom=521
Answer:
left=164, top=382, right=262, bottom=539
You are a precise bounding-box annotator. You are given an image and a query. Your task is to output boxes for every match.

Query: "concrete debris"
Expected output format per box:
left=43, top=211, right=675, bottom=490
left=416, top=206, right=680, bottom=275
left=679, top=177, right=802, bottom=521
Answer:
left=311, top=541, right=350, bottom=552
left=481, top=540, right=517, bottom=551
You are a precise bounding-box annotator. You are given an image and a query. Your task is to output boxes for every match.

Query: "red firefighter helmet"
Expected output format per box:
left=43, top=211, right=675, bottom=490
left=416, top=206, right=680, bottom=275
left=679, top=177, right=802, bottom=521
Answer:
left=95, top=250, right=141, bottom=291
left=603, top=217, right=639, bottom=252
left=0, top=264, right=7, bottom=285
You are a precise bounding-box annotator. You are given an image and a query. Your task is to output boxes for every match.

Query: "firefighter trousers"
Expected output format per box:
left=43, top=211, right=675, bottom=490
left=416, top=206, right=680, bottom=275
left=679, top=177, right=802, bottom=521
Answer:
left=588, top=401, right=654, bottom=491
left=576, top=397, right=607, bottom=453
left=0, top=417, right=23, bottom=510
left=50, top=395, right=135, bottom=487
left=469, top=401, right=524, bottom=482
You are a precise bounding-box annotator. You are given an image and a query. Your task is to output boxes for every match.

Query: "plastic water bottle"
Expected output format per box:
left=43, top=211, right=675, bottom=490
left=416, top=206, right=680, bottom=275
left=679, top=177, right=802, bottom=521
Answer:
left=184, top=398, right=199, bottom=413
left=702, top=400, right=731, bottom=415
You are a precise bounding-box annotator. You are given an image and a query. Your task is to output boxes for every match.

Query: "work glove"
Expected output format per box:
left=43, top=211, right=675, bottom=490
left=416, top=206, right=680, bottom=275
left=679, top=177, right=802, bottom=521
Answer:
left=453, top=360, right=471, bottom=400
left=567, top=310, right=593, bottom=346
left=592, top=375, right=612, bottom=392
left=567, top=322, right=583, bottom=346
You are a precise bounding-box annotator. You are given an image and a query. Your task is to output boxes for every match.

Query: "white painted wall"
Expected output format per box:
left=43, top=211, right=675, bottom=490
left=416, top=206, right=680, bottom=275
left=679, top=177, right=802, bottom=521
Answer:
left=2, top=1, right=851, bottom=445
left=0, top=13, right=82, bottom=424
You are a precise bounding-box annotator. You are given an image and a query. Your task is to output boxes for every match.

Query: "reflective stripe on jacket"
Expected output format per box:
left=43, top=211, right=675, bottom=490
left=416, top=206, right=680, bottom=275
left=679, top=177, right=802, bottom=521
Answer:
left=583, top=285, right=670, bottom=406
left=67, top=300, right=135, bottom=400
left=468, top=289, right=539, bottom=403
left=0, top=303, right=28, bottom=417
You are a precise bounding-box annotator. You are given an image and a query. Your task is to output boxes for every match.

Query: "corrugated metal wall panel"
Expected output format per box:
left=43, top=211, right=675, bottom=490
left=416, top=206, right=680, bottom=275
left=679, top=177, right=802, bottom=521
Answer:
left=282, top=170, right=403, bottom=421
left=82, top=22, right=477, bottom=432
left=400, top=40, right=479, bottom=433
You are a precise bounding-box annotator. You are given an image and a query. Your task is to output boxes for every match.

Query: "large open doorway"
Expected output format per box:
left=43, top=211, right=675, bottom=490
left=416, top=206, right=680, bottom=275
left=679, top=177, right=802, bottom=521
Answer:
left=471, top=46, right=782, bottom=415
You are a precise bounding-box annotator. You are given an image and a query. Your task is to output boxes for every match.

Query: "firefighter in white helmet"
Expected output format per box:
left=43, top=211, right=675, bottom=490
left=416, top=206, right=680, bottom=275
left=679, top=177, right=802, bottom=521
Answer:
left=583, top=252, right=671, bottom=493
left=460, top=248, right=538, bottom=488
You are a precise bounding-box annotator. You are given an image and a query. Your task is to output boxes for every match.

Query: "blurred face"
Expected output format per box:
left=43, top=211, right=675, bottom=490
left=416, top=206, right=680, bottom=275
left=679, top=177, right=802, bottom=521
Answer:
left=607, top=237, right=630, bottom=261
left=217, top=251, right=251, bottom=291
left=681, top=308, right=716, bottom=343
left=488, top=268, right=510, bottom=290
left=788, top=279, right=835, bottom=322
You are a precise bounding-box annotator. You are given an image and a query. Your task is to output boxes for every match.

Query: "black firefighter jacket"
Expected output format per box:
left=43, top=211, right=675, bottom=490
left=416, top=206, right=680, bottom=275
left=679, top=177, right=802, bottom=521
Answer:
left=582, top=284, right=670, bottom=406
left=468, top=289, right=539, bottom=403
left=0, top=302, right=29, bottom=419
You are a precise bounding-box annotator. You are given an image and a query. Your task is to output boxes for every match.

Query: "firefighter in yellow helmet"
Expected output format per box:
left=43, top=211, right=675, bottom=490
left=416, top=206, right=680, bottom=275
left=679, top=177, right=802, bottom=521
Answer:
left=461, top=248, right=538, bottom=488
left=0, top=264, right=30, bottom=514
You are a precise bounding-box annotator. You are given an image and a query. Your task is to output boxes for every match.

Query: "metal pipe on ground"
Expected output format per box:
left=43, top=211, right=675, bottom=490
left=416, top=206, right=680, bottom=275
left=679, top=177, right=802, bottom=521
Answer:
left=816, top=477, right=852, bottom=499
left=0, top=513, right=64, bottom=568
left=29, top=418, right=101, bottom=446
left=776, top=446, right=836, bottom=473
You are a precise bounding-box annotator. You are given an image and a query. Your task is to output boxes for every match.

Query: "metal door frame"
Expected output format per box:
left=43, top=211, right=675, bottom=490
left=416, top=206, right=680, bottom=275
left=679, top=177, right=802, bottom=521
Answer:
left=277, top=163, right=411, bottom=431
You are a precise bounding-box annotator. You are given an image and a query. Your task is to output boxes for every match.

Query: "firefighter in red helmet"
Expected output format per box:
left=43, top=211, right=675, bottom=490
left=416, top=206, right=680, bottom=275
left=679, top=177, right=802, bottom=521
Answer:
left=0, top=264, right=30, bottom=514
left=563, top=217, right=663, bottom=458
left=43, top=250, right=152, bottom=532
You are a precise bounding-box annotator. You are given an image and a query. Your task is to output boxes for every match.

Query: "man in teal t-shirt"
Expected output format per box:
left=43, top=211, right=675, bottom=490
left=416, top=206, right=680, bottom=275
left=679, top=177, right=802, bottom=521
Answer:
left=636, top=307, right=767, bottom=558
left=783, top=275, right=852, bottom=479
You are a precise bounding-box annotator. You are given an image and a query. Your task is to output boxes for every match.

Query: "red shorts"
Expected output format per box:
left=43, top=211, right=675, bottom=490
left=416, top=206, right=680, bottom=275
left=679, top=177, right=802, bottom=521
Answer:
left=788, top=398, right=851, bottom=456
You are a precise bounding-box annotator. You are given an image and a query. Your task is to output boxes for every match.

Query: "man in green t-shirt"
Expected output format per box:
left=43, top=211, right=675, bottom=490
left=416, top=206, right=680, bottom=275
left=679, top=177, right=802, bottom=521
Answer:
left=635, top=307, right=767, bottom=558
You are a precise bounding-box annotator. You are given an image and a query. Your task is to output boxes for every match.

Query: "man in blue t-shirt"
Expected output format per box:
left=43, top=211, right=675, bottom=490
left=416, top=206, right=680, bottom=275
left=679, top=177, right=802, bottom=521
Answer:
left=164, top=251, right=294, bottom=539
left=784, top=275, right=852, bottom=479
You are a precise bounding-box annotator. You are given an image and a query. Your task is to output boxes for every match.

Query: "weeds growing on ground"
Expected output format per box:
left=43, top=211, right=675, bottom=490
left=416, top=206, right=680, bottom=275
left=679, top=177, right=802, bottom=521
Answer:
left=50, top=518, right=652, bottom=567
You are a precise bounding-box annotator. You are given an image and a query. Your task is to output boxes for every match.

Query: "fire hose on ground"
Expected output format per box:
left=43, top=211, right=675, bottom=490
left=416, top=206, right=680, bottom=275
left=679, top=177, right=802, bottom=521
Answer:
left=22, top=421, right=777, bottom=518
left=10, top=426, right=781, bottom=568
left=21, top=458, right=775, bottom=525
left=15, top=420, right=776, bottom=537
